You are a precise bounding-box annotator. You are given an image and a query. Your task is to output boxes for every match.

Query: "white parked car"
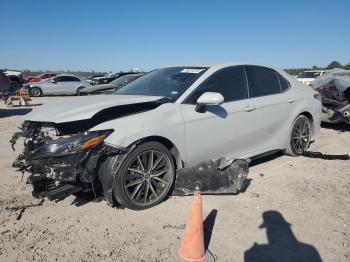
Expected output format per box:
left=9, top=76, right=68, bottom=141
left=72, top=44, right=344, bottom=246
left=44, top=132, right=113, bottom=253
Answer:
left=27, top=74, right=91, bottom=96
left=12, top=62, right=322, bottom=210
left=297, top=70, right=327, bottom=86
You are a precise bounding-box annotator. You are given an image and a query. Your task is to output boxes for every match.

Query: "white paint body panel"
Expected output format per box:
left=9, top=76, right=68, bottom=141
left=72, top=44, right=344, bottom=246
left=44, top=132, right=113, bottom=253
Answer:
left=24, top=62, right=322, bottom=168
left=25, top=95, right=163, bottom=123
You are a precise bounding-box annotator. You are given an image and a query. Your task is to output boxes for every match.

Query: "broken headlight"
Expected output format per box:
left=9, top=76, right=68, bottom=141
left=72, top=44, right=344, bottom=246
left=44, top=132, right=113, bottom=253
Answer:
left=32, top=130, right=113, bottom=159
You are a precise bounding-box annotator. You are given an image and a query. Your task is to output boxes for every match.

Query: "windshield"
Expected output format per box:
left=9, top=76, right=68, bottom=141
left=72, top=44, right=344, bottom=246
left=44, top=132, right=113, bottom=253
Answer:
left=110, top=75, right=137, bottom=85
left=114, top=67, right=207, bottom=100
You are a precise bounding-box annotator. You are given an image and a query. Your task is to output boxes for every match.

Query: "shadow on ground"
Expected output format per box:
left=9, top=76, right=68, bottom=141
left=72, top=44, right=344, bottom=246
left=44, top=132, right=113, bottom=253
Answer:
left=71, top=191, right=102, bottom=207
left=244, top=211, right=322, bottom=262
left=321, top=122, right=350, bottom=132
left=0, top=108, right=32, bottom=118
left=250, top=152, right=284, bottom=167
left=303, top=151, right=349, bottom=160
left=203, top=209, right=218, bottom=250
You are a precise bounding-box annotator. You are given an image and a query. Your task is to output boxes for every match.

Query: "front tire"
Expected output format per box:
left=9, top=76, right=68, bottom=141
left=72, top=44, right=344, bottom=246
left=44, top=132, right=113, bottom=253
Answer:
left=112, top=142, right=175, bottom=210
left=76, top=87, right=84, bottom=96
left=285, top=115, right=312, bottom=156
left=30, top=87, right=42, bottom=97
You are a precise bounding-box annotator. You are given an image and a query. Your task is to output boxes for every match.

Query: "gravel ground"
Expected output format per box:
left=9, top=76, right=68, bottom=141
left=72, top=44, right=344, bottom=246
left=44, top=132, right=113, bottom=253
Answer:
left=0, top=97, right=349, bottom=262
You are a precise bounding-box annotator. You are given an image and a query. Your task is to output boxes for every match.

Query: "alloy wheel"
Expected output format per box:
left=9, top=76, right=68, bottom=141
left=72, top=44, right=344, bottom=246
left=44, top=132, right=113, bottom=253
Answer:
left=292, top=117, right=311, bottom=154
left=30, top=87, right=41, bottom=97
left=123, top=150, right=173, bottom=205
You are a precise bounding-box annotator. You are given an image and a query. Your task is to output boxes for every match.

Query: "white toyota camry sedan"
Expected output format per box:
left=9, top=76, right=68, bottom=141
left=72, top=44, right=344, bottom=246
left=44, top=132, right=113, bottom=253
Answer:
left=12, top=62, right=322, bottom=210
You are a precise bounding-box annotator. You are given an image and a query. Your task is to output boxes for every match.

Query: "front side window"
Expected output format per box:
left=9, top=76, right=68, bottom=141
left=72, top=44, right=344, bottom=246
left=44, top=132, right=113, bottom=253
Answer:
left=245, top=66, right=281, bottom=97
left=66, top=76, right=79, bottom=82
left=115, top=67, right=207, bottom=100
left=53, top=76, right=62, bottom=82
left=186, top=66, right=248, bottom=104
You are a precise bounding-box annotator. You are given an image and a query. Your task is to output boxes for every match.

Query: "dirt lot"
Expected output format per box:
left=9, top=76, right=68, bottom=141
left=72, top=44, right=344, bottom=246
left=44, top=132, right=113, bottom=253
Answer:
left=0, top=97, right=349, bottom=262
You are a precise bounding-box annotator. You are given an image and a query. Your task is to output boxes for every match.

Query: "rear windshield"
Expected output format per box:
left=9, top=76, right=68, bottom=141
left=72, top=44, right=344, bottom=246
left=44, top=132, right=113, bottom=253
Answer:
left=114, top=67, right=207, bottom=100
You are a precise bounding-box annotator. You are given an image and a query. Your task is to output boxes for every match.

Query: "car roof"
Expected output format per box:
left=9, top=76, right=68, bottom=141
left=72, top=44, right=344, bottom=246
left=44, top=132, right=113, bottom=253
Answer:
left=173, top=61, right=279, bottom=70
left=55, top=74, right=80, bottom=78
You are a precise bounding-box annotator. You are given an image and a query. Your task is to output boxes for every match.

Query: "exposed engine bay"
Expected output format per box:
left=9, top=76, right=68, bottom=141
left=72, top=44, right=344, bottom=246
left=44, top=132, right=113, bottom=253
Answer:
left=11, top=121, right=124, bottom=202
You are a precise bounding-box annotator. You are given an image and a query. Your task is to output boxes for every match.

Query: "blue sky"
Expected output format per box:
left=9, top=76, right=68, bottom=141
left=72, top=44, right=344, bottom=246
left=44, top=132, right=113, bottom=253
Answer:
left=0, top=0, right=349, bottom=72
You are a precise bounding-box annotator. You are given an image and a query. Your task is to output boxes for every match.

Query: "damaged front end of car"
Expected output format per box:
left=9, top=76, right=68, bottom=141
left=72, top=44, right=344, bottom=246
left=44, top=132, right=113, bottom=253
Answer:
left=311, top=68, right=350, bottom=124
left=11, top=121, right=250, bottom=205
left=11, top=121, right=124, bottom=201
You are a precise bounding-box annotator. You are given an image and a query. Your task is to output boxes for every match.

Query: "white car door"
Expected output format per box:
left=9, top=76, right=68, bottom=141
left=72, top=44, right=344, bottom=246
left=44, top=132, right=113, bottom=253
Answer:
left=60, top=76, right=81, bottom=95
left=244, top=66, right=292, bottom=151
left=181, top=66, right=261, bottom=167
left=47, top=76, right=65, bottom=95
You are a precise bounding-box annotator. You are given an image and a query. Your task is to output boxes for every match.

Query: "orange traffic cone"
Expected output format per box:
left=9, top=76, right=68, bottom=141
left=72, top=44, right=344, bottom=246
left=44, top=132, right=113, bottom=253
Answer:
left=178, top=193, right=206, bottom=261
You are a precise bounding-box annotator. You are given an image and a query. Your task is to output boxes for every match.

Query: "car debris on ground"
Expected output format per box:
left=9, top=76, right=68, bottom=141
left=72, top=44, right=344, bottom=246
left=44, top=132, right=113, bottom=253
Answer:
left=311, top=68, right=350, bottom=124
left=172, top=158, right=249, bottom=195
left=5, top=199, right=45, bottom=220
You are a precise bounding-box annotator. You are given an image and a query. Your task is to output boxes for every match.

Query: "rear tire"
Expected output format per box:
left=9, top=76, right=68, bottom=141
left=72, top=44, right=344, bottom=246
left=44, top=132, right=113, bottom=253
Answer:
left=111, top=142, right=175, bottom=210
left=285, top=115, right=312, bottom=156
left=30, top=87, right=42, bottom=97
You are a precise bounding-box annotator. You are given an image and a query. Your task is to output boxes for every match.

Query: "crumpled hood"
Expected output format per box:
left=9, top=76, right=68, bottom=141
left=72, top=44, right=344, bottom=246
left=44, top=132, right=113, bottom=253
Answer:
left=25, top=95, right=163, bottom=123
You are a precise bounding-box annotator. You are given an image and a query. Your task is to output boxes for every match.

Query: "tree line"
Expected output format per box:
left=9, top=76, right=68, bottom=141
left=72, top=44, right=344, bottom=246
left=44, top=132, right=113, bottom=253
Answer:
left=10, top=60, right=350, bottom=77
left=285, top=60, right=350, bottom=76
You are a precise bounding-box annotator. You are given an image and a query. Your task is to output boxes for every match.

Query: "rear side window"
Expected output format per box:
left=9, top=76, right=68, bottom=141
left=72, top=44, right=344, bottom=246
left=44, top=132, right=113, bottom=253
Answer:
left=59, top=76, right=80, bottom=82
left=278, top=73, right=290, bottom=91
left=245, top=66, right=281, bottom=97
left=187, top=66, right=248, bottom=104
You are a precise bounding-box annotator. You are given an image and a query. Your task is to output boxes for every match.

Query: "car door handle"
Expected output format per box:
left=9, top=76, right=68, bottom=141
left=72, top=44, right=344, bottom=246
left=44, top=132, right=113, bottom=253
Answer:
left=288, top=98, right=296, bottom=103
left=243, top=105, right=257, bottom=112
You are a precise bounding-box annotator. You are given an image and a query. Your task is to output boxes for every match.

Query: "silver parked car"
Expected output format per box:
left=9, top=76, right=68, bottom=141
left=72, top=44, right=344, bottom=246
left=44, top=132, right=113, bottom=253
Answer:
left=28, top=75, right=91, bottom=96
left=80, top=73, right=143, bottom=95
left=12, top=62, right=322, bottom=210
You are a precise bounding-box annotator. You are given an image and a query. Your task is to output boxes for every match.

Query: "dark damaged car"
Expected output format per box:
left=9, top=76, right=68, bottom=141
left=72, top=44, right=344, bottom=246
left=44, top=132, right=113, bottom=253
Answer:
left=11, top=63, right=322, bottom=210
left=310, top=68, right=350, bottom=124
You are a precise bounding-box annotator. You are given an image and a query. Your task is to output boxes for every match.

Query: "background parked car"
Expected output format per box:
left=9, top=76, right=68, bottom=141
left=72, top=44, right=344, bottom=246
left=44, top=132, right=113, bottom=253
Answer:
left=80, top=73, right=143, bottom=95
left=297, top=70, right=327, bottom=86
left=91, top=72, right=139, bottom=85
left=85, top=73, right=106, bottom=84
left=0, top=70, right=12, bottom=95
left=27, top=72, right=57, bottom=82
left=3, top=70, right=27, bottom=90
left=27, top=75, right=91, bottom=96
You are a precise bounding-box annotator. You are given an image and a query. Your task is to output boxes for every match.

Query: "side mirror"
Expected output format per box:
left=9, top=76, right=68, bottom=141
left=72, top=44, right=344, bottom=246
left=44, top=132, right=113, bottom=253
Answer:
left=50, top=79, right=56, bottom=83
left=195, top=92, right=224, bottom=112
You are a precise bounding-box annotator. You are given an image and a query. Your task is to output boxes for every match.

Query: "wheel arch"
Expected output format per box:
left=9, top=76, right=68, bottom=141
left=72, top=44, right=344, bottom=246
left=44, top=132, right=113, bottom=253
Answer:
left=30, top=86, right=43, bottom=95
left=130, top=135, right=184, bottom=170
left=299, top=111, right=313, bottom=121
